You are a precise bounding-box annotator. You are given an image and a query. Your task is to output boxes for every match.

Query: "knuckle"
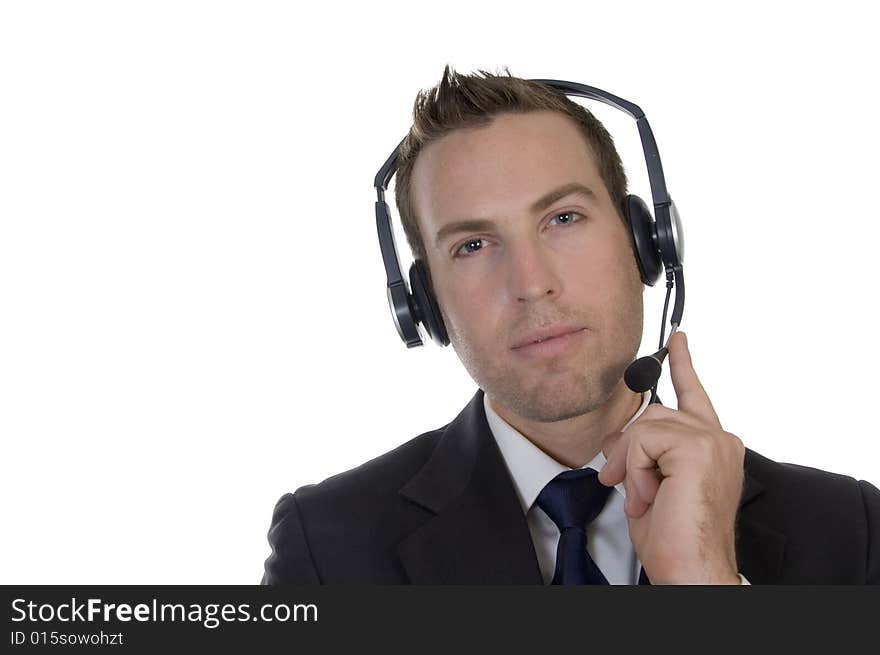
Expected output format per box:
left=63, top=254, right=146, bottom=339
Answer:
left=726, top=432, right=746, bottom=456
left=695, top=434, right=716, bottom=456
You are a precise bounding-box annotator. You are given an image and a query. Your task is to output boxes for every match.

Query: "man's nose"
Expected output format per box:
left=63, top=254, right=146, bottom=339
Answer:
left=505, top=239, right=563, bottom=303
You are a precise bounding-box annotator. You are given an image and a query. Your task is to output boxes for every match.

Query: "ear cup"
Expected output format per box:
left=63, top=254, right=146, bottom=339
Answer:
left=623, top=194, right=662, bottom=286
left=409, top=260, right=449, bottom=346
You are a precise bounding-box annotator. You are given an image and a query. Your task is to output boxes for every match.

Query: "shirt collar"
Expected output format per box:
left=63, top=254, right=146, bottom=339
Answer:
left=483, top=390, right=652, bottom=515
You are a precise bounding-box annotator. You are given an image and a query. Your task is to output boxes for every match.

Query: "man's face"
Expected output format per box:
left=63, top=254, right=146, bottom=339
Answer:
left=410, top=110, right=644, bottom=422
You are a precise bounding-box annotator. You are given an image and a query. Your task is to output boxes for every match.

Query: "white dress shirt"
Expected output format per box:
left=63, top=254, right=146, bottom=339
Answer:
left=483, top=391, right=749, bottom=585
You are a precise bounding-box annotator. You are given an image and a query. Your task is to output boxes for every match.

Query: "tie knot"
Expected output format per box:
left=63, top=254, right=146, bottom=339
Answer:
left=535, top=468, right=612, bottom=531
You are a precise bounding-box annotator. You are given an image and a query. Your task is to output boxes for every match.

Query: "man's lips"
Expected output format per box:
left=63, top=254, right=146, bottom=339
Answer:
left=511, top=325, right=586, bottom=350
left=510, top=327, right=589, bottom=358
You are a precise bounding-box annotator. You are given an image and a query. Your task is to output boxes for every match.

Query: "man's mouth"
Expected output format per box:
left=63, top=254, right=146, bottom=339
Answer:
left=510, top=327, right=588, bottom=358
left=511, top=325, right=585, bottom=350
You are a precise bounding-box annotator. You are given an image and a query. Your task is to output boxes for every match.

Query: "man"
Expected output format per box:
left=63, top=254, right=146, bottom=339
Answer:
left=262, top=66, right=880, bottom=584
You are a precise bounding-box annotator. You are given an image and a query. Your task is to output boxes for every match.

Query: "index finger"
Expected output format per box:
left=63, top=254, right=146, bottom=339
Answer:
left=668, top=331, right=721, bottom=426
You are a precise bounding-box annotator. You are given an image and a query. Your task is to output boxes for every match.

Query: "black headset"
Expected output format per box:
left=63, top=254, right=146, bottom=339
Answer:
left=373, top=79, right=685, bottom=399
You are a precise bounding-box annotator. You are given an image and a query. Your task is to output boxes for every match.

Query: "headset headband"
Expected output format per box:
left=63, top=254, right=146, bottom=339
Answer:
left=375, top=80, right=670, bottom=204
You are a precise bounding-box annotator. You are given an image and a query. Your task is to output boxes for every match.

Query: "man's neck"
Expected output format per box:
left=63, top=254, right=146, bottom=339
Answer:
left=486, top=383, right=644, bottom=469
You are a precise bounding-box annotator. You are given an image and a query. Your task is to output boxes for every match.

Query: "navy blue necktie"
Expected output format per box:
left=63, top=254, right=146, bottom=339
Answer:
left=536, top=467, right=613, bottom=585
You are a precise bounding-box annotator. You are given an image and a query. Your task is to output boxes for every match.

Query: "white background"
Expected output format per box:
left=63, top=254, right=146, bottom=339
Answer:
left=1, top=1, right=877, bottom=584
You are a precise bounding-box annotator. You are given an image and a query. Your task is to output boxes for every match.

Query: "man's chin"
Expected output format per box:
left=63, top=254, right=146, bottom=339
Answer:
left=488, top=360, right=630, bottom=423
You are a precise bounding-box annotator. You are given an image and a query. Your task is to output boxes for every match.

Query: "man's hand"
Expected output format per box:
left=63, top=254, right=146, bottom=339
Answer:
left=597, top=331, right=745, bottom=585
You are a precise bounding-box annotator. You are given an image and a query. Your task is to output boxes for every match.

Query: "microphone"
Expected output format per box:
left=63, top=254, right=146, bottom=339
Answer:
left=624, top=266, right=683, bottom=399
left=624, top=347, right=669, bottom=393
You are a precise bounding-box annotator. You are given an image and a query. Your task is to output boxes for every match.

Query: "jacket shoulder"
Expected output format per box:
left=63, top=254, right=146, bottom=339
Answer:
left=262, top=426, right=448, bottom=584
left=743, top=447, right=880, bottom=583
left=744, top=447, right=865, bottom=492
left=296, top=425, right=447, bottom=502
left=743, top=447, right=873, bottom=515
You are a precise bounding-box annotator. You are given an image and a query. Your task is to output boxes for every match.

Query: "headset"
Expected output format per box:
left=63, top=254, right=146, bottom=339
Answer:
left=373, top=79, right=685, bottom=401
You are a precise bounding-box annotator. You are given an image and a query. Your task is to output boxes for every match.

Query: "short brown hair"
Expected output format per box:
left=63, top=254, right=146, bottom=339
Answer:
left=393, top=64, right=629, bottom=288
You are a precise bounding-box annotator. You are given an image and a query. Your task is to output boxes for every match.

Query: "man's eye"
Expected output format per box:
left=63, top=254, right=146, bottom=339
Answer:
left=548, top=211, right=584, bottom=226
left=455, top=239, right=486, bottom=257
left=453, top=212, right=583, bottom=258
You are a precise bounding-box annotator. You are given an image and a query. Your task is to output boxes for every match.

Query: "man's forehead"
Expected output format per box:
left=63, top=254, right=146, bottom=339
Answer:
left=411, top=113, right=604, bottom=235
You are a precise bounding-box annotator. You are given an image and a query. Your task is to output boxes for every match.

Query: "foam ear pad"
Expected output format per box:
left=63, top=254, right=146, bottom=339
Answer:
left=623, top=194, right=662, bottom=286
left=409, top=260, right=450, bottom=346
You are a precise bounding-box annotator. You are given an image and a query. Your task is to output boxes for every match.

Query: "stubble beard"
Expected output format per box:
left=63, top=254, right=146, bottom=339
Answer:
left=447, top=293, right=644, bottom=424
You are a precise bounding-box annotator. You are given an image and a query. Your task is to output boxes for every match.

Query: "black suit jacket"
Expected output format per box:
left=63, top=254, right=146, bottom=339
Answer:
left=262, top=388, right=880, bottom=584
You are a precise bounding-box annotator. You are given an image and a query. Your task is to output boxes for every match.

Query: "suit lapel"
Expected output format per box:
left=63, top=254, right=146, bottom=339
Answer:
left=396, top=389, right=543, bottom=584
left=395, top=388, right=786, bottom=585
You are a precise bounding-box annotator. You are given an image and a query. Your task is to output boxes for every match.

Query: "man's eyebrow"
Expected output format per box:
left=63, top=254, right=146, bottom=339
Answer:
left=530, top=182, right=597, bottom=214
left=433, top=182, right=597, bottom=248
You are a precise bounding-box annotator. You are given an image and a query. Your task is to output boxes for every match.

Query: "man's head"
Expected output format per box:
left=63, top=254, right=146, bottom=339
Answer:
left=395, top=66, right=644, bottom=422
